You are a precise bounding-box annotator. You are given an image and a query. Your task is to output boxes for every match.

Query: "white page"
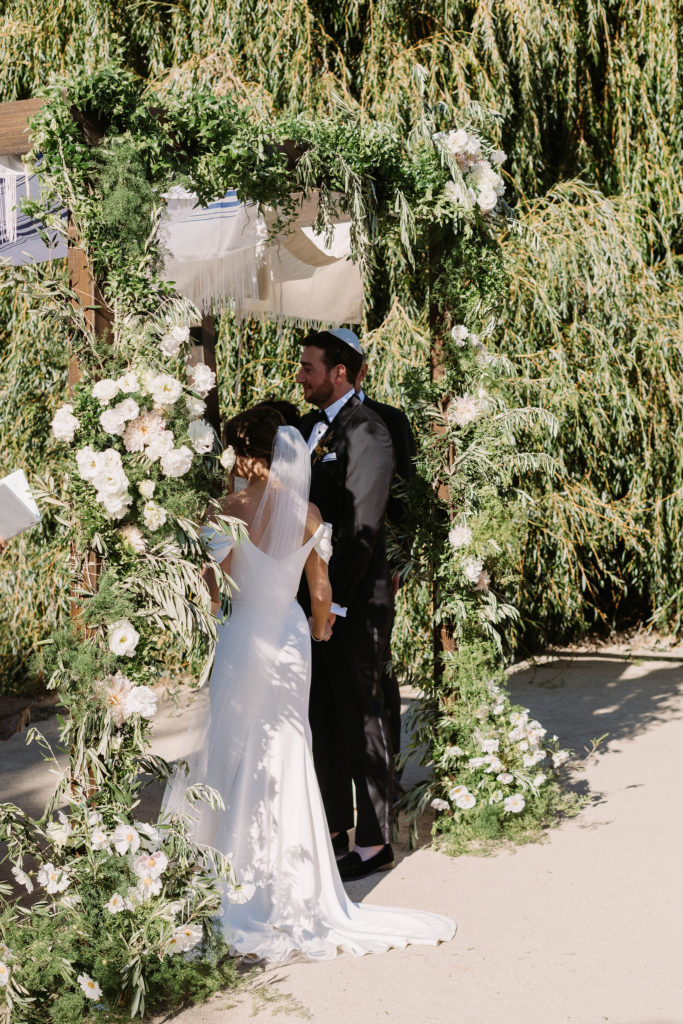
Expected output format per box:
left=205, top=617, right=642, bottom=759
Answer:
left=0, top=469, right=41, bottom=539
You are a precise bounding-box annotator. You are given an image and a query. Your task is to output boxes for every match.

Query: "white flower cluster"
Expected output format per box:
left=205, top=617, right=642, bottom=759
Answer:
left=96, top=669, right=158, bottom=725
left=460, top=555, right=491, bottom=593
left=166, top=923, right=203, bottom=955
left=431, top=678, right=570, bottom=819
left=446, top=387, right=491, bottom=430
left=76, top=445, right=132, bottom=519
left=51, top=403, right=80, bottom=442
left=160, top=323, right=190, bottom=358
left=438, top=128, right=506, bottom=216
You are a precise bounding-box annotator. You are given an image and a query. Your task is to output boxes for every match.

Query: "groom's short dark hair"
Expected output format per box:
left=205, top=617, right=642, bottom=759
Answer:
left=302, top=331, right=363, bottom=385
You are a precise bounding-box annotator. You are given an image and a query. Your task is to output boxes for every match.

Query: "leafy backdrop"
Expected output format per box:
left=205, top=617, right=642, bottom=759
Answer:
left=2, top=0, right=682, bottom=692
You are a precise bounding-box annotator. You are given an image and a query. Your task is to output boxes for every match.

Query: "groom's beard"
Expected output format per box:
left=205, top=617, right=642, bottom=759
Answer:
left=306, top=376, right=334, bottom=408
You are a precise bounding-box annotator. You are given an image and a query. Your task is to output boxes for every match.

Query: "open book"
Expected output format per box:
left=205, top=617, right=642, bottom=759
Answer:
left=0, top=469, right=41, bottom=540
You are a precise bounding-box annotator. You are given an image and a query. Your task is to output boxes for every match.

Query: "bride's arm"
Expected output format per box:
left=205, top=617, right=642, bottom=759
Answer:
left=304, top=548, right=333, bottom=641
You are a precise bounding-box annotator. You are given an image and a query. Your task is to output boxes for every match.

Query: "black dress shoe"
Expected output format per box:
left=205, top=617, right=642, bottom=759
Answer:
left=331, top=831, right=349, bottom=857
left=338, top=844, right=394, bottom=880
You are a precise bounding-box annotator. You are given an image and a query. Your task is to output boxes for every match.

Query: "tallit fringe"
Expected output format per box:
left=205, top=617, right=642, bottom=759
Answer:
left=233, top=307, right=353, bottom=329
left=165, top=249, right=261, bottom=313
left=0, top=173, right=18, bottom=244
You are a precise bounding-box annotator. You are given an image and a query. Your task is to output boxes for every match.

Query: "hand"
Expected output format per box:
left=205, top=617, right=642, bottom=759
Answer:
left=308, top=616, right=333, bottom=641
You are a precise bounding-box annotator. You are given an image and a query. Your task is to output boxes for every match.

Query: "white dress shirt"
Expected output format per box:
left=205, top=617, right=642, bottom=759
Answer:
left=305, top=386, right=356, bottom=452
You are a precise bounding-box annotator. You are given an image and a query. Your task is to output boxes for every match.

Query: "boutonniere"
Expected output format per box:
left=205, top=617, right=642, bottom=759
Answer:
left=311, top=421, right=338, bottom=466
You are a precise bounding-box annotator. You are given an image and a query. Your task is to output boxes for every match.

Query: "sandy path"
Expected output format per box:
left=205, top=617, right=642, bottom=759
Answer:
left=2, top=652, right=682, bottom=1023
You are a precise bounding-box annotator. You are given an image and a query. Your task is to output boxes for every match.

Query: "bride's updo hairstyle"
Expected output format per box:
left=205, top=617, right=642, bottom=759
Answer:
left=223, top=406, right=286, bottom=467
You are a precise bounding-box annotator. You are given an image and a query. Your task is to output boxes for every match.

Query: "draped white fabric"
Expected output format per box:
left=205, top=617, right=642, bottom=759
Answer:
left=159, top=188, right=362, bottom=325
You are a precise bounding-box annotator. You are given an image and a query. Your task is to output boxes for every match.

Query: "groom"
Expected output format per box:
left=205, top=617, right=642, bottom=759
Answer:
left=297, top=329, right=396, bottom=880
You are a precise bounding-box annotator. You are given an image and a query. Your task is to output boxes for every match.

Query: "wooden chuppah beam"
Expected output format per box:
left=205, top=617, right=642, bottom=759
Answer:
left=0, top=98, right=45, bottom=154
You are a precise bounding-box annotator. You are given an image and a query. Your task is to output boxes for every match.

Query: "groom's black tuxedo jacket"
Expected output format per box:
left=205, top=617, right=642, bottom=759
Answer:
left=300, top=394, right=394, bottom=613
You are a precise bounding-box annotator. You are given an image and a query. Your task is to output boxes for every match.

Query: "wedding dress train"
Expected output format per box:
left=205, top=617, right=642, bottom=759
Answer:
left=163, top=427, right=455, bottom=962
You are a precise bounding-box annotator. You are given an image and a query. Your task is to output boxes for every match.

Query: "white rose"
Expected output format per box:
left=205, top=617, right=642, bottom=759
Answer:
left=462, top=556, right=484, bottom=584
left=476, top=188, right=499, bottom=213
left=133, top=850, right=167, bottom=879
left=553, top=750, right=570, bottom=767
left=220, top=445, right=236, bottom=472
left=148, top=373, right=183, bottom=407
left=99, top=490, right=132, bottom=520
left=92, top=461, right=129, bottom=497
left=480, top=738, right=499, bottom=754
left=117, top=370, right=140, bottom=393
left=443, top=745, right=464, bottom=758
left=185, top=395, right=206, bottom=419
left=108, top=619, right=140, bottom=658
left=489, top=790, right=504, bottom=804
left=75, top=446, right=103, bottom=484
left=92, top=379, right=120, bottom=404
left=124, top=685, right=158, bottom=720
left=497, top=772, right=514, bottom=784
left=448, top=525, right=472, bottom=549
left=115, top=398, right=139, bottom=422
left=450, top=324, right=469, bottom=346
left=467, top=756, right=487, bottom=768
left=145, top=430, right=174, bottom=462
left=112, top=823, right=140, bottom=855
left=187, top=419, right=215, bottom=454
left=533, top=773, right=547, bottom=787
left=430, top=798, right=450, bottom=812
left=160, top=445, right=193, bottom=478
left=51, top=404, right=80, bottom=442
left=138, top=478, right=155, bottom=498
left=490, top=149, right=507, bottom=166
left=187, top=362, right=216, bottom=398
left=160, top=324, right=190, bottom=357
left=443, top=180, right=476, bottom=211
left=143, top=501, right=167, bottom=531
left=99, top=406, right=127, bottom=436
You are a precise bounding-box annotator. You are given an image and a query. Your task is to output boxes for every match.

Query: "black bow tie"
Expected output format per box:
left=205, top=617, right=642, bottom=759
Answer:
left=314, top=409, right=329, bottom=424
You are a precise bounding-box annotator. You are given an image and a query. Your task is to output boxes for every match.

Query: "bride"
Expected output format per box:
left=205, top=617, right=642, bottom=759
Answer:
left=163, top=406, right=455, bottom=962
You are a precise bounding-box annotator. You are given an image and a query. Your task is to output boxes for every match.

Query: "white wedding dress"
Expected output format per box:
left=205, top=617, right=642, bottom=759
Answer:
left=163, top=426, right=455, bottom=962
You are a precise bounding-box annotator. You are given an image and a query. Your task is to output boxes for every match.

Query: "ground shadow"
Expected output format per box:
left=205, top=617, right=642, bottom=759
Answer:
left=507, top=655, right=683, bottom=756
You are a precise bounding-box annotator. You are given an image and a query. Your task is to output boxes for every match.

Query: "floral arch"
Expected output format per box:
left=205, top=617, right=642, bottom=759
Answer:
left=0, top=64, right=567, bottom=1021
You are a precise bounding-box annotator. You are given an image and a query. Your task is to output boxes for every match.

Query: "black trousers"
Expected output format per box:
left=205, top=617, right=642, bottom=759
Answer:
left=308, top=602, right=394, bottom=846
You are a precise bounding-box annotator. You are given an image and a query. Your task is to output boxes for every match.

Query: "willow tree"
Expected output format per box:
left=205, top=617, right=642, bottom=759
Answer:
left=2, top=0, right=683, bottom=685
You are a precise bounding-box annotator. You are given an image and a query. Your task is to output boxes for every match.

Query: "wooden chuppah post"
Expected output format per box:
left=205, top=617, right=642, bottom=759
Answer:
left=428, top=228, right=456, bottom=683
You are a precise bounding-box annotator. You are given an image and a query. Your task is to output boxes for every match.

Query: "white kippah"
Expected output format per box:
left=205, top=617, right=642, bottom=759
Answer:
left=326, top=328, right=364, bottom=356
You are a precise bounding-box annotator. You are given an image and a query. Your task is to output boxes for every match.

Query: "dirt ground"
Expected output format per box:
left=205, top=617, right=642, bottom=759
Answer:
left=2, top=647, right=682, bottom=1024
